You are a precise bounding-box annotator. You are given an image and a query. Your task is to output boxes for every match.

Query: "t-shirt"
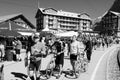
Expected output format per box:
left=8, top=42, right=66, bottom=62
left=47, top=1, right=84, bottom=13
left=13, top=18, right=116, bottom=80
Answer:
left=70, top=41, right=84, bottom=55
left=70, top=41, right=80, bottom=55
left=31, top=42, right=46, bottom=56
left=0, top=44, right=4, bottom=49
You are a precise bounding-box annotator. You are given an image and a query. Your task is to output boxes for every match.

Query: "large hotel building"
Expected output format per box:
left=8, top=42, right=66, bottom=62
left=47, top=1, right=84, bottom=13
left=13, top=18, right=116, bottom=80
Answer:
left=35, top=8, right=92, bottom=34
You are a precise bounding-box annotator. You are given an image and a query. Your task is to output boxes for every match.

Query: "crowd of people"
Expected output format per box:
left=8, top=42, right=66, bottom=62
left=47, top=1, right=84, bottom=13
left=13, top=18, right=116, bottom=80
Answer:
left=0, top=33, right=119, bottom=80
left=25, top=33, right=119, bottom=80
left=0, top=37, right=22, bottom=61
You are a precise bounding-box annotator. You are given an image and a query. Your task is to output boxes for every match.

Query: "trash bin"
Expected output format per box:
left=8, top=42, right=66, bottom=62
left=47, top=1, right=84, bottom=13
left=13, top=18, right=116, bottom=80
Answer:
left=6, top=49, right=13, bottom=61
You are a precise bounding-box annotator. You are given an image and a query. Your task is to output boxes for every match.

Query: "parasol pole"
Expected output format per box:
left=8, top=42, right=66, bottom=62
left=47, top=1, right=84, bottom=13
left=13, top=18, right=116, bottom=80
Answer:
left=9, top=20, right=12, bottom=30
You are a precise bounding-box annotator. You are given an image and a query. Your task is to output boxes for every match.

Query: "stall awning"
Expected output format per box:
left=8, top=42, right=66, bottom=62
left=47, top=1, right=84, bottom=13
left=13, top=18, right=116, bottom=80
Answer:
left=55, top=31, right=78, bottom=37
left=18, top=32, right=33, bottom=36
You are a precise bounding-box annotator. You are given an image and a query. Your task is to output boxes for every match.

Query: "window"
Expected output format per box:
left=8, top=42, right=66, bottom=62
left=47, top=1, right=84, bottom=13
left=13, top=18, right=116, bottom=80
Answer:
left=83, top=23, right=87, bottom=26
left=83, top=27, right=87, bottom=29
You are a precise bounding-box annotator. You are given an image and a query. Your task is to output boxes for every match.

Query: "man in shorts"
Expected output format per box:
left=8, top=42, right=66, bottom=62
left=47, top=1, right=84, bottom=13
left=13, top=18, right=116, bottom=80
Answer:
left=84, top=37, right=93, bottom=63
left=70, top=35, right=81, bottom=78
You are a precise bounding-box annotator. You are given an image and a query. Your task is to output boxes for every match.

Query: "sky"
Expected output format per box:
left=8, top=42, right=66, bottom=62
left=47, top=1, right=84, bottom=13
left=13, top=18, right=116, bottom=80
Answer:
left=0, top=0, right=115, bottom=26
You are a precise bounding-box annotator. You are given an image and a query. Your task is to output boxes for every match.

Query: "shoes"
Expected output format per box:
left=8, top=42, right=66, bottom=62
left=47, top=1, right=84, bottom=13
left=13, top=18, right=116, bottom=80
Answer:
left=69, top=72, right=74, bottom=76
left=26, top=76, right=31, bottom=80
left=19, top=59, right=22, bottom=61
left=30, top=76, right=34, bottom=80
left=56, top=74, right=61, bottom=79
left=17, top=59, right=22, bottom=61
left=36, top=77, right=40, bottom=80
left=75, top=74, right=78, bottom=78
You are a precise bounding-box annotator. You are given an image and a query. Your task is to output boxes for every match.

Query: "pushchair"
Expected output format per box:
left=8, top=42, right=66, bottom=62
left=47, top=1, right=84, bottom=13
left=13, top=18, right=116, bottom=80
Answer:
left=39, top=46, right=62, bottom=79
left=75, top=51, right=89, bottom=77
left=39, top=53, right=56, bottom=79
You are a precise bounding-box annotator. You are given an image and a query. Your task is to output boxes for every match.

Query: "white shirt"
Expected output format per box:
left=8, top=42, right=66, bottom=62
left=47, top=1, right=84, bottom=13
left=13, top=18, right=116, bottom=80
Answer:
left=70, top=41, right=85, bottom=55
left=70, top=41, right=80, bottom=55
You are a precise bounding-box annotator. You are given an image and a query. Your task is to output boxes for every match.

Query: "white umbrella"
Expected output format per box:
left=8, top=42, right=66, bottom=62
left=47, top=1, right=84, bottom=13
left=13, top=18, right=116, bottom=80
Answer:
left=18, top=32, right=33, bottom=36
left=42, top=27, right=50, bottom=31
left=55, top=31, right=78, bottom=37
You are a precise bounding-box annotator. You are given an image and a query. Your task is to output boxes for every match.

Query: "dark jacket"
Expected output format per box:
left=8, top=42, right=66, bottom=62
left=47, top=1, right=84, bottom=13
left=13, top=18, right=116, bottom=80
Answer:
left=84, top=40, right=92, bottom=52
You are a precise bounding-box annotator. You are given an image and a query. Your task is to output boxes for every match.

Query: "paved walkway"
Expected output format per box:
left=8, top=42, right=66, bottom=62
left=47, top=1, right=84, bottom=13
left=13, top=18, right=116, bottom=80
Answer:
left=0, top=45, right=119, bottom=80
left=91, top=44, right=120, bottom=80
left=106, top=46, right=120, bottom=80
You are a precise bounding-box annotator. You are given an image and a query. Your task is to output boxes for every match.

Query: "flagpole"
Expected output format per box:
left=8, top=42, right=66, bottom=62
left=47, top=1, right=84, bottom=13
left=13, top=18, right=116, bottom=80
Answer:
left=37, top=0, right=40, bottom=8
left=9, top=20, right=11, bottom=30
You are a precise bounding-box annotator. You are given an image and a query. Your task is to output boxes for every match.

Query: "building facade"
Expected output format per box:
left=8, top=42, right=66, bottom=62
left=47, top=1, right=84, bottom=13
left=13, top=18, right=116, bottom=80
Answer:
left=35, top=8, right=92, bottom=34
left=101, top=11, right=118, bottom=35
left=0, top=13, right=35, bottom=30
left=101, top=11, right=120, bottom=36
left=95, top=0, right=120, bottom=37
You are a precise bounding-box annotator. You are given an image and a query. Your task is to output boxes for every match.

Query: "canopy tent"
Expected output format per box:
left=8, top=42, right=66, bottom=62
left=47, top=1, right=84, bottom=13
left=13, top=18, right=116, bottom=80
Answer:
left=0, top=21, right=35, bottom=36
left=18, top=32, right=33, bottom=36
left=0, top=30, right=22, bottom=37
left=42, top=27, right=50, bottom=31
left=0, top=21, right=27, bottom=30
left=55, top=31, right=79, bottom=37
left=18, top=32, right=39, bottom=36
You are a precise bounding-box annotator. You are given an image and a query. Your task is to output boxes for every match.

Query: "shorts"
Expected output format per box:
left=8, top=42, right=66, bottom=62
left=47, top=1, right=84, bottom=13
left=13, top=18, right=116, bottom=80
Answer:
left=15, top=49, right=20, bottom=54
left=55, top=53, right=64, bottom=66
left=29, top=60, right=41, bottom=71
left=70, top=54, right=77, bottom=60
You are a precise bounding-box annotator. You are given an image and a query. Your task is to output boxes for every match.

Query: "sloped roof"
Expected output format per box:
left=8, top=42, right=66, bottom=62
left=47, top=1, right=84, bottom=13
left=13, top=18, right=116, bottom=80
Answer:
left=109, top=0, right=120, bottom=13
left=36, top=8, right=91, bottom=20
left=0, top=13, right=22, bottom=22
left=110, top=11, right=120, bottom=17
left=0, top=21, right=34, bottom=32
left=0, top=13, right=35, bottom=29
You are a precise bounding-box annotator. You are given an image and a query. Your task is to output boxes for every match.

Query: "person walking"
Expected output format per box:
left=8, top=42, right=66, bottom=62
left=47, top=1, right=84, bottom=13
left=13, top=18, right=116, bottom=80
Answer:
left=102, top=38, right=105, bottom=50
left=0, top=42, right=5, bottom=61
left=70, top=35, right=81, bottom=78
left=15, top=38, right=22, bottom=61
left=84, top=37, right=93, bottom=63
left=52, top=38, right=65, bottom=79
left=25, top=36, right=34, bottom=78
